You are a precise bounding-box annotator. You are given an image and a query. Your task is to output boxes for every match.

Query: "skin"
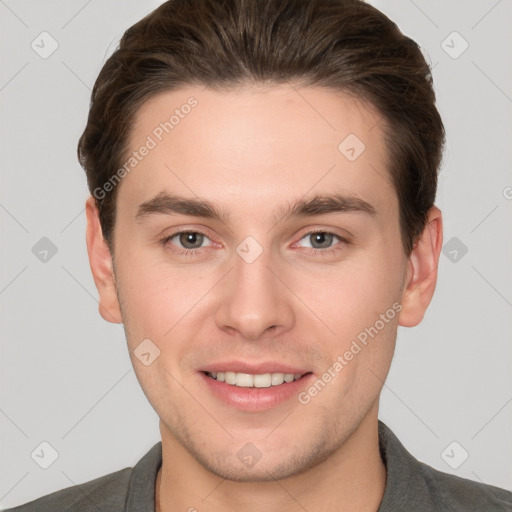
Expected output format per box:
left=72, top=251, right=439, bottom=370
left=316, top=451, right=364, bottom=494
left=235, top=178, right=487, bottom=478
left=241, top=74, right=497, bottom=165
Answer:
left=86, top=84, right=443, bottom=512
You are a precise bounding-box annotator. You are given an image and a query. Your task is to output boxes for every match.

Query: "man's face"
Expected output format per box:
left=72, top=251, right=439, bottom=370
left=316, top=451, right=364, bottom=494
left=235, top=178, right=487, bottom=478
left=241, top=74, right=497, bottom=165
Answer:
left=109, top=85, right=409, bottom=480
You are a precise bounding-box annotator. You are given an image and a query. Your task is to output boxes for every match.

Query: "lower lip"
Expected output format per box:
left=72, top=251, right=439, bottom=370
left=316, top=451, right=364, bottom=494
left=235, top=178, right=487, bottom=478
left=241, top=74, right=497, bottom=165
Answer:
left=199, top=372, right=314, bottom=412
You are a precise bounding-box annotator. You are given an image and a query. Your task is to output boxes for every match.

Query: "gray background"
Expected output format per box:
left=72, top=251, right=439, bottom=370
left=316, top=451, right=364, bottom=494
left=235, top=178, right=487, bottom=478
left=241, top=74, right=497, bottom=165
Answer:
left=1, top=0, right=511, bottom=508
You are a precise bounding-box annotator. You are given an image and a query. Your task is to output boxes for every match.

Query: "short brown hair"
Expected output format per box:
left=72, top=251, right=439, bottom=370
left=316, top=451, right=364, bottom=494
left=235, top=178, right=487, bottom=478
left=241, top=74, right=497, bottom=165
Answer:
left=78, top=0, right=445, bottom=255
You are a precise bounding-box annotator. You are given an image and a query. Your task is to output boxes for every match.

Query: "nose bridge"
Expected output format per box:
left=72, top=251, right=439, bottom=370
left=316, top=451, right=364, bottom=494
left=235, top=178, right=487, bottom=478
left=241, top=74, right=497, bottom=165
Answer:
left=215, top=241, right=294, bottom=339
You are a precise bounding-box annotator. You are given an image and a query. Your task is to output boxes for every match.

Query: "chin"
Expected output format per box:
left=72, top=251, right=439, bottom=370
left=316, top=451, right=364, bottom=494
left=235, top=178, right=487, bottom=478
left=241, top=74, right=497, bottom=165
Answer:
left=190, top=432, right=338, bottom=483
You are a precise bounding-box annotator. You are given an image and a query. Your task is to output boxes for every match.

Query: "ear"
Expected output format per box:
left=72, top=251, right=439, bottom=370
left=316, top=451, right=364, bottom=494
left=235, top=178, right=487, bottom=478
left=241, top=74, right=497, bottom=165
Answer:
left=85, top=196, right=122, bottom=324
left=398, top=206, right=443, bottom=327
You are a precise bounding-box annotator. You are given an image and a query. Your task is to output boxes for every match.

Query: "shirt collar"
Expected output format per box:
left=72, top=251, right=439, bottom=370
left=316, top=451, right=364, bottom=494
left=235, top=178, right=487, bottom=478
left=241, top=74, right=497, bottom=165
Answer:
left=125, top=442, right=162, bottom=512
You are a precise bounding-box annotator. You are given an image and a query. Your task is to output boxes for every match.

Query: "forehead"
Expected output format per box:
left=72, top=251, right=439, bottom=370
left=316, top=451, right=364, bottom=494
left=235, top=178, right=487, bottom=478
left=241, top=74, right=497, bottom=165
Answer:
left=119, top=84, right=396, bottom=220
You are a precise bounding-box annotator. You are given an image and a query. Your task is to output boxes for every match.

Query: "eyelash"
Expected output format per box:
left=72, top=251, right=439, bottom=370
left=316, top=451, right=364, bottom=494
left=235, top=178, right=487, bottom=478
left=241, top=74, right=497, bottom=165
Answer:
left=160, top=229, right=214, bottom=258
left=159, top=229, right=349, bottom=257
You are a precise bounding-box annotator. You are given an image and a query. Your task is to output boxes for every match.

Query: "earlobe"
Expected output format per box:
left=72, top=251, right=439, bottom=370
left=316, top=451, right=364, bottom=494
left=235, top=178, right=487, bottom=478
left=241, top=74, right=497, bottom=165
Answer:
left=398, top=206, right=443, bottom=327
left=85, top=196, right=123, bottom=324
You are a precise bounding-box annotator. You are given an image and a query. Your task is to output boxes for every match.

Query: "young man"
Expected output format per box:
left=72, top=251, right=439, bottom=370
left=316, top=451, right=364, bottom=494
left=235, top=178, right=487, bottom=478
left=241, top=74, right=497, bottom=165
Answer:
left=6, top=0, right=512, bottom=510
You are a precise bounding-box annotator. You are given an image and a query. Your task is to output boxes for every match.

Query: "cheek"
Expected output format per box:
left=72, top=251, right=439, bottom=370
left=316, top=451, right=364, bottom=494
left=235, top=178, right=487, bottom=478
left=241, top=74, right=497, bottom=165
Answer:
left=300, top=265, right=400, bottom=418
left=291, top=248, right=404, bottom=339
left=114, top=250, right=219, bottom=346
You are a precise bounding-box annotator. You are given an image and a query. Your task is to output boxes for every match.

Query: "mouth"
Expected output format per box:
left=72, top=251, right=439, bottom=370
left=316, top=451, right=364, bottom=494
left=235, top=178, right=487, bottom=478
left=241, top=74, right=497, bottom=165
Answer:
left=204, top=371, right=308, bottom=388
left=199, top=366, right=314, bottom=411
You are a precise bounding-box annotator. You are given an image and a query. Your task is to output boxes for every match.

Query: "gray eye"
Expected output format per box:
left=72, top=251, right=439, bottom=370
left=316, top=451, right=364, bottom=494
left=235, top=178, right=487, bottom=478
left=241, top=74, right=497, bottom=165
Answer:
left=178, top=232, right=205, bottom=249
left=308, top=232, right=335, bottom=249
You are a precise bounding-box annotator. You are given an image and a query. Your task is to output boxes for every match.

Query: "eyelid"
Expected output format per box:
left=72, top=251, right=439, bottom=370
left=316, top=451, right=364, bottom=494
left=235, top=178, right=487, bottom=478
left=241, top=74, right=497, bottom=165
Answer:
left=163, top=228, right=215, bottom=248
left=292, top=229, right=349, bottom=251
left=292, top=226, right=351, bottom=244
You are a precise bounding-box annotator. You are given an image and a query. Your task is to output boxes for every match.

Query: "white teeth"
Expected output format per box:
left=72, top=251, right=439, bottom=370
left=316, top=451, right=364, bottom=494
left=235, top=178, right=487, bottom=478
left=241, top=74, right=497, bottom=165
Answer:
left=207, top=371, right=304, bottom=387
left=253, top=374, right=272, bottom=388
left=271, top=373, right=285, bottom=385
left=235, top=373, right=253, bottom=387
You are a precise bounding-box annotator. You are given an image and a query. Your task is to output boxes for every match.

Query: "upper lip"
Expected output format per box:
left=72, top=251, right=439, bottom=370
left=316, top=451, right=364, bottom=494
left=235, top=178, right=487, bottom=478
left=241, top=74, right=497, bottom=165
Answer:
left=201, top=361, right=311, bottom=375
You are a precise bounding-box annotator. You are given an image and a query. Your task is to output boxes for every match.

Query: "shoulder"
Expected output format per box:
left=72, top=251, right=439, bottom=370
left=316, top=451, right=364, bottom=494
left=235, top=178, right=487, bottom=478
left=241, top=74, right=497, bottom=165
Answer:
left=378, top=421, right=512, bottom=511
left=417, top=458, right=512, bottom=511
left=4, top=441, right=162, bottom=512
left=3, top=467, right=131, bottom=512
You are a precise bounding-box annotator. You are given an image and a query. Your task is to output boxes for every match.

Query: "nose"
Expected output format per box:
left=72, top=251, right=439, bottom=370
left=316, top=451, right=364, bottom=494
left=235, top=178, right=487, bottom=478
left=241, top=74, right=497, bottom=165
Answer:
left=215, top=247, right=295, bottom=341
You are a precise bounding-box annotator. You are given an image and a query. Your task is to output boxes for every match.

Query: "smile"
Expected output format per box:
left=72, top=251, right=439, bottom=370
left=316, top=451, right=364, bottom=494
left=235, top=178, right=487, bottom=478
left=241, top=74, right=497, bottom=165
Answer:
left=205, top=371, right=306, bottom=388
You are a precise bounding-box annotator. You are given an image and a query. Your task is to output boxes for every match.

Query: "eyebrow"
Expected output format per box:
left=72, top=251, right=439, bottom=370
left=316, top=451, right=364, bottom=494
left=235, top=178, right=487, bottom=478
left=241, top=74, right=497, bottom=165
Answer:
left=135, top=191, right=377, bottom=223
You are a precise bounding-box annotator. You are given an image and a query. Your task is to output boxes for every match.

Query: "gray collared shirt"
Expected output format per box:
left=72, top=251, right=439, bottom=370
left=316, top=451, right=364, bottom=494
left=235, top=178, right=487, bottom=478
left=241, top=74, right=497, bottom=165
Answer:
left=6, top=421, right=512, bottom=511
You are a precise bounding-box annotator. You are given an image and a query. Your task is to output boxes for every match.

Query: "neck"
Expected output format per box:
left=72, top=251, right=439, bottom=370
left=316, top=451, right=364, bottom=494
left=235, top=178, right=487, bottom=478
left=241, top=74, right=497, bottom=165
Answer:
left=156, top=408, right=386, bottom=512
